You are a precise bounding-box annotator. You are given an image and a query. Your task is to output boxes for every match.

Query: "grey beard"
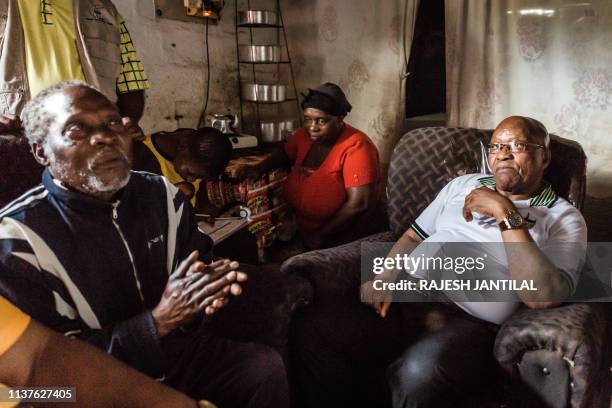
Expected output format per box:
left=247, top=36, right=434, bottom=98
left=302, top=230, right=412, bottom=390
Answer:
left=47, top=147, right=131, bottom=195
left=79, top=170, right=131, bottom=193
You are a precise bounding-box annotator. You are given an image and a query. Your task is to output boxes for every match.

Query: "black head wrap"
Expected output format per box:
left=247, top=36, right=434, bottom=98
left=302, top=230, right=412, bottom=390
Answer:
left=301, top=82, right=352, bottom=117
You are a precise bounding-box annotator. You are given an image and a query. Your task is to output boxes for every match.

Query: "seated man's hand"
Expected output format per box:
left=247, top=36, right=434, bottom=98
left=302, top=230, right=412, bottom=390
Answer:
left=152, top=251, right=247, bottom=337
left=360, top=280, right=393, bottom=318
left=0, top=113, right=23, bottom=136
left=463, top=186, right=514, bottom=222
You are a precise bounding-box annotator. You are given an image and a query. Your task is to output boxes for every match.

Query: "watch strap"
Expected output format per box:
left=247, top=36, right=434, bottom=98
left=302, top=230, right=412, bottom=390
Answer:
left=498, top=209, right=524, bottom=231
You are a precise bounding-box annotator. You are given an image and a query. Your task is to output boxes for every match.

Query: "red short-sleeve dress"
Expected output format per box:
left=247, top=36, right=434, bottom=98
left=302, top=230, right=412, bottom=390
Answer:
left=283, top=124, right=381, bottom=232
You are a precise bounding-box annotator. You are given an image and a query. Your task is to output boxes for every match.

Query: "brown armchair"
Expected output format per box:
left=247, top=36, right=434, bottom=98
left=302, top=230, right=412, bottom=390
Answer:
left=281, top=127, right=611, bottom=408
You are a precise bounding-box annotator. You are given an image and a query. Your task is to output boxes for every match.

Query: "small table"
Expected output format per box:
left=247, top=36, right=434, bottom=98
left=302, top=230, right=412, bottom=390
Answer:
left=198, top=218, right=248, bottom=245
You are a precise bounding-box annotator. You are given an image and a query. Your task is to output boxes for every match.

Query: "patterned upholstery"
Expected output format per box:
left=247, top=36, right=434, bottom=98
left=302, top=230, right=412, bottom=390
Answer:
left=387, top=127, right=486, bottom=236
left=495, top=303, right=610, bottom=408
left=544, top=135, right=587, bottom=211
left=281, top=231, right=397, bottom=300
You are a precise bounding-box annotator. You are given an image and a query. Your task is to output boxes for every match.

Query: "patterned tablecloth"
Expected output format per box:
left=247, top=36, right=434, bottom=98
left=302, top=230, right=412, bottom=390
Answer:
left=205, top=154, right=294, bottom=262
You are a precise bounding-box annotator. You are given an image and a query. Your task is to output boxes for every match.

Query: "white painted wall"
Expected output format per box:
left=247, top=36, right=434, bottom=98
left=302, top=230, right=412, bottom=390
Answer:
left=114, top=0, right=240, bottom=133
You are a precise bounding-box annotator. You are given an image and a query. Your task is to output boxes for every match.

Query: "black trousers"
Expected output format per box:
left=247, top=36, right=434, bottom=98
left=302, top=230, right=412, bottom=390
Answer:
left=161, top=326, right=289, bottom=408
left=290, top=297, right=497, bottom=408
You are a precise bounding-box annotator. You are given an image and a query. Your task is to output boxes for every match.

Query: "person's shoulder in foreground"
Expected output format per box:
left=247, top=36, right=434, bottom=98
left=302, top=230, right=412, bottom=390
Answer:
left=0, top=296, right=205, bottom=407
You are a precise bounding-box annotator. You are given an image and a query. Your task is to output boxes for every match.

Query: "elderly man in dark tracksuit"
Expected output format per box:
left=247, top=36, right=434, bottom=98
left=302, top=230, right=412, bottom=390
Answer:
left=0, top=81, right=289, bottom=408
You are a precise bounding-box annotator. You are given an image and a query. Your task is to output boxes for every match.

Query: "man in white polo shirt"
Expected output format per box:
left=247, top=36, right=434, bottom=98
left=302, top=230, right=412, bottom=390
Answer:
left=402, top=171, right=585, bottom=325
left=374, top=116, right=587, bottom=408
left=292, top=116, right=587, bottom=408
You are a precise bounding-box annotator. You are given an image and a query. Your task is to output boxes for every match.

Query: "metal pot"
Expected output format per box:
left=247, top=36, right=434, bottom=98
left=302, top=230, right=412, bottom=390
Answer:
left=260, top=119, right=298, bottom=142
left=238, top=45, right=281, bottom=63
left=241, top=83, right=287, bottom=102
left=206, top=113, right=239, bottom=134
left=238, top=10, right=278, bottom=26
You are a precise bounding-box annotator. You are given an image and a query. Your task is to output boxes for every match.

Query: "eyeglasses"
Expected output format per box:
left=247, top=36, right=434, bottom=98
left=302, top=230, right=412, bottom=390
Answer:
left=303, top=116, right=333, bottom=127
left=486, top=141, right=544, bottom=154
left=63, top=119, right=127, bottom=140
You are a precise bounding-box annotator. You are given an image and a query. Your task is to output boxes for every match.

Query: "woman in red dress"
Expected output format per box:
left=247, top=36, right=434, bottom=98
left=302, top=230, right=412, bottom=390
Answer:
left=240, top=83, right=381, bottom=250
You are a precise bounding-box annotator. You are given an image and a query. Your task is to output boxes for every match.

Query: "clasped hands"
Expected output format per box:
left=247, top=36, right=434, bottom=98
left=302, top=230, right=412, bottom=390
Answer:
left=361, top=186, right=515, bottom=317
left=152, top=250, right=247, bottom=337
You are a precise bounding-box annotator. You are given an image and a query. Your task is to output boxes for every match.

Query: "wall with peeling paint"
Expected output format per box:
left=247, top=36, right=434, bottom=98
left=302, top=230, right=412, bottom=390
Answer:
left=115, top=1, right=240, bottom=134
left=116, top=0, right=412, bottom=164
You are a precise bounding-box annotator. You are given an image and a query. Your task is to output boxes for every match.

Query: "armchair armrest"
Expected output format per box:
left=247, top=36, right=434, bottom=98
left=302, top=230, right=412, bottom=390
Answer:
left=280, top=231, right=397, bottom=300
left=206, top=264, right=313, bottom=351
left=494, top=303, right=609, bottom=408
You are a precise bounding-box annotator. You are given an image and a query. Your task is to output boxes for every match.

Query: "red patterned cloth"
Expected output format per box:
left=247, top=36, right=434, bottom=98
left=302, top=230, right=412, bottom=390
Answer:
left=205, top=164, right=291, bottom=262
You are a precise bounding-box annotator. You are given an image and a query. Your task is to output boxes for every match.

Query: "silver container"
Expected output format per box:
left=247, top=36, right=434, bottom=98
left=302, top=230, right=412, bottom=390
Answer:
left=260, top=119, right=298, bottom=142
left=238, top=10, right=278, bottom=26
left=238, top=45, right=281, bottom=63
left=241, top=83, right=287, bottom=102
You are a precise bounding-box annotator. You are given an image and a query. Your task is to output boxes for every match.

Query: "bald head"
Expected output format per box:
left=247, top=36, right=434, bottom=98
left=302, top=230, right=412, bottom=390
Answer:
left=493, top=116, right=550, bottom=148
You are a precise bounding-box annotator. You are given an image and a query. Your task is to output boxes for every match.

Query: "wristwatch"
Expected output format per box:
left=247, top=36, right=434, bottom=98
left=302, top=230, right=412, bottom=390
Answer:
left=498, top=209, right=525, bottom=231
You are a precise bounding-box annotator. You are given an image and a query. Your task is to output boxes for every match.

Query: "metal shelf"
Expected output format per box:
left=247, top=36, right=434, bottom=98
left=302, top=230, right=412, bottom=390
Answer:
left=235, top=0, right=302, bottom=142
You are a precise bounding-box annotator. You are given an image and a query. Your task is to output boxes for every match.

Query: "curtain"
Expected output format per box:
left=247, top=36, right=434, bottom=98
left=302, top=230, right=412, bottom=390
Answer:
left=281, top=0, right=419, bottom=164
left=446, top=0, right=612, bottom=199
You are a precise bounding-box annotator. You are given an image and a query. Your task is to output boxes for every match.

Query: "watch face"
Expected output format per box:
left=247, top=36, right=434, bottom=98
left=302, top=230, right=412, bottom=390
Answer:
left=507, top=211, right=524, bottom=227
